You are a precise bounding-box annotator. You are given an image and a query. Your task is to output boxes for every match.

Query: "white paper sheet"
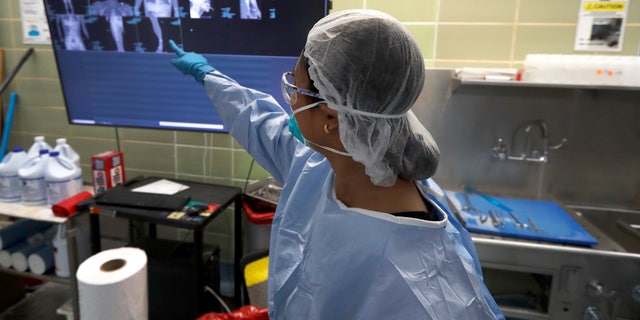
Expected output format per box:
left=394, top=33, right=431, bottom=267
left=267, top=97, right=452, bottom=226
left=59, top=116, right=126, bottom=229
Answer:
left=19, top=0, right=51, bottom=44
left=131, top=179, right=189, bottom=195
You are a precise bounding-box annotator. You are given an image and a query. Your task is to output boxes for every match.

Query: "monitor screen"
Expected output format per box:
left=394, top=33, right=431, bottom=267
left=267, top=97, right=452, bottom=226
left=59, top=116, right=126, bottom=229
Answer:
left=43, top=0, right=330, bottom=132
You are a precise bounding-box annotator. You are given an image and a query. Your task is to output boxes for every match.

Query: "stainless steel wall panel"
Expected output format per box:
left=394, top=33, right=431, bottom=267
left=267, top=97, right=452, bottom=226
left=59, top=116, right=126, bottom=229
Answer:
left=415, top=69, right=640, bottom=209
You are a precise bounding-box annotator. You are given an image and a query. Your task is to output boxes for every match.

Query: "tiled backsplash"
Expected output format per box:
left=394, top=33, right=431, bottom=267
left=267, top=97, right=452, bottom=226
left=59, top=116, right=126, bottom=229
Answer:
left=2, top=0, right=639, bottom=260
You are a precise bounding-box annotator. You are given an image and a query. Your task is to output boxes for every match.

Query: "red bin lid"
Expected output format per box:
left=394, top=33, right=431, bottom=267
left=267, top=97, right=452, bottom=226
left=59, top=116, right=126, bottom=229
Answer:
left=243, top=199, right=274, bottom=224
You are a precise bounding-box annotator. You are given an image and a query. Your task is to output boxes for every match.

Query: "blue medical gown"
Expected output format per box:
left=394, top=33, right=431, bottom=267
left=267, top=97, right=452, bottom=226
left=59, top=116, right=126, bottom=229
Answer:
left=203, top=71, right=505, bottom=319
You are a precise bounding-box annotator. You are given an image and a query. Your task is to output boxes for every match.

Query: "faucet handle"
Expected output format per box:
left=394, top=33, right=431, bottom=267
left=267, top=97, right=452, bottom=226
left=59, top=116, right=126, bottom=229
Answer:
left=492, top=138, right=507, bottom=159
left=530, top=149, right=542, bottom=158
left=548, top=138, right=568, bottom=150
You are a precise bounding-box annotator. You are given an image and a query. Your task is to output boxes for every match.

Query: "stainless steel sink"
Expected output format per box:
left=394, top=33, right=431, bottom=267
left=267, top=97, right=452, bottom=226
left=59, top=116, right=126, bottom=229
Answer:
left=568, top=206, right=640, bottom=254
left=472, top=204, right=640, bottom=319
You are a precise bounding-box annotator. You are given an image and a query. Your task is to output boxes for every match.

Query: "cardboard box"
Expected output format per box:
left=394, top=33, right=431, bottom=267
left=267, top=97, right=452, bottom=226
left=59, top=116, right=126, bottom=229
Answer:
left=91, top=151, right=125, bottom=194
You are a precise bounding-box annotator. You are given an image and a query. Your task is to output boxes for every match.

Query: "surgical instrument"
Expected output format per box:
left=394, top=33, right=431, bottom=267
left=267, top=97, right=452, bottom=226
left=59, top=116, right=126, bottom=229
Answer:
left=508, top=212, right=527, bottom=229
left=528, top=217, right=543, bottom=233
left=464, top=185, right=513, bottom=213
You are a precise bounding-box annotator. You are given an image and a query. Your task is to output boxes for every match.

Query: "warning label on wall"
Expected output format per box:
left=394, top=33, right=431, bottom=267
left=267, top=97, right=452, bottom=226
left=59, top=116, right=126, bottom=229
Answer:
left=574, top=0, right=629, bottom=52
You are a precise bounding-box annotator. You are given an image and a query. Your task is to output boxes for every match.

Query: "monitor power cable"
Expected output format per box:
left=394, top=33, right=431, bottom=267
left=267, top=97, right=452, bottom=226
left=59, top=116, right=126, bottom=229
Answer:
left=243, top=158, right=255, bottom=194
left=204, top=285, right=232, bottom=313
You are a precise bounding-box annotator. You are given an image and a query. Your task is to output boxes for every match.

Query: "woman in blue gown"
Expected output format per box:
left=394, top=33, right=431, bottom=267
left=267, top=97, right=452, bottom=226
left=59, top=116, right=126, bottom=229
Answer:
left=170, top=9, right=505, bottom=320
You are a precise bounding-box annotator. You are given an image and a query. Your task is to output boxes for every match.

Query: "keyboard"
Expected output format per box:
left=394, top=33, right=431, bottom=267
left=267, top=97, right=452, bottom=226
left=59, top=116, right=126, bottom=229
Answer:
left=96, top=189, right=191, bottom=211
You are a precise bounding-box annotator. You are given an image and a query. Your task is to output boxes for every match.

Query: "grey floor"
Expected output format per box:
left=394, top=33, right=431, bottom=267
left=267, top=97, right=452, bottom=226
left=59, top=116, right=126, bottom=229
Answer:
left=0, top=282, right=70, bottom=320
left=0, top=262, right=236, bottom=320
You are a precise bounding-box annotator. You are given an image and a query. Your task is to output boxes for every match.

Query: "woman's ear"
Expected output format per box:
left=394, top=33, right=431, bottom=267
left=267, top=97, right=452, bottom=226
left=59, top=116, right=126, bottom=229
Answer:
left=319, top=103, right=339, bottom=131
left=319, top=103, right=338, bottom=119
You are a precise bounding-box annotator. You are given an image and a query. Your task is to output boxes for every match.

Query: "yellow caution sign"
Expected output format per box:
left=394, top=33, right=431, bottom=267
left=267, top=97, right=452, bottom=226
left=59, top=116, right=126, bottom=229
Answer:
left=583, top=2, right=626, bottom=11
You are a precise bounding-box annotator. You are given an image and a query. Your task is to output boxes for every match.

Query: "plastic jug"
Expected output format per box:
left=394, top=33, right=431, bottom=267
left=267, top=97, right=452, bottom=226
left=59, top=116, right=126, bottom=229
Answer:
left=44, top=151, right=83, bottom=206
left=27, top=136, right=52, bottom=159
left=53, top=138, right=80, bottom=167
left=18, top=149, right=50, bottom=205
left=0, top=147, right=30, bottom=202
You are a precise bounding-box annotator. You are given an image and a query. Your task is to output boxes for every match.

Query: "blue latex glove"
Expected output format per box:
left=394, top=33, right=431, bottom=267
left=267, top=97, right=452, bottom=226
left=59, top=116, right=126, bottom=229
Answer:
left=169, top=39, right=216, bottom=84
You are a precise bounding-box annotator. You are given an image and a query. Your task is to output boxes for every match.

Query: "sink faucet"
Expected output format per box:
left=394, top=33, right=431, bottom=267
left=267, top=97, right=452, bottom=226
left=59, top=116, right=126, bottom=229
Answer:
left=492, top=120, right=567, bottom=163
left=523, top=120, right=549, bottom=162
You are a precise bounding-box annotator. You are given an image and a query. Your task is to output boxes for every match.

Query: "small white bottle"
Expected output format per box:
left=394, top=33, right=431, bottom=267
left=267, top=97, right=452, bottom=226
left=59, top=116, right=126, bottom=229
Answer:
left=53, top=224, right=69, bottom=277
left=53, top=138, right=80, bottom=167
left=0, top=147, right=30, bottom=202
left=27, top=136, right=52, bottom=159
left=44, top=151, right=83, bottom=206
left=18, top=149, right=50, bottom=206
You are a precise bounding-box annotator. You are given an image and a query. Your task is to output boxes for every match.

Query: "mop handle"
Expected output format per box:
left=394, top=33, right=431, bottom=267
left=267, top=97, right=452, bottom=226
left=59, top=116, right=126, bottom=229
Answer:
left=0, top=92, right=18, bottom=161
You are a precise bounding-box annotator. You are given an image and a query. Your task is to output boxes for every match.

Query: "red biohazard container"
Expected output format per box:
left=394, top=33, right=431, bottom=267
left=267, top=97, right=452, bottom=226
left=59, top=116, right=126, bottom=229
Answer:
left=243, top=178, right=280, bottom=254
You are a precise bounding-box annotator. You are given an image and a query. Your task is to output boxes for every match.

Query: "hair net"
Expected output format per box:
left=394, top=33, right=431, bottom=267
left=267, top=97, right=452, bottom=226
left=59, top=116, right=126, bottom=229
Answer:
left=304, top=9, right=440, bottom=186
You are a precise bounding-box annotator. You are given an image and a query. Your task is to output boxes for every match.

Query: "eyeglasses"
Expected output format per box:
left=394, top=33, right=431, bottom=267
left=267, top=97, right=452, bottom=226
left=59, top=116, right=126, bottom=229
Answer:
left=281, top=72, right=323, bottom=105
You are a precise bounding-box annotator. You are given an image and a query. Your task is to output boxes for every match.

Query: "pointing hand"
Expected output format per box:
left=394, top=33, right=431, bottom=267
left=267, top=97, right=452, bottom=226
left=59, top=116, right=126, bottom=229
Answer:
left=169, top=39, right=216, bottom=84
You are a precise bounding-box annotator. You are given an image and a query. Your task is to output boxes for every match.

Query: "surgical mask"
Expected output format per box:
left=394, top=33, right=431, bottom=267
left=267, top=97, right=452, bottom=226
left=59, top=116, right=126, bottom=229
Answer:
left=288, top=101, right=351, bottom=157
left=288, top=101, right=323, bottom=144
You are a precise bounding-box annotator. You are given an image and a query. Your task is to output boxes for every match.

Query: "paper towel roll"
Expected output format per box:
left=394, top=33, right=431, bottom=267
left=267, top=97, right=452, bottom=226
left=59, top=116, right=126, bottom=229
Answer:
left=11, top=242, right=46, bottom=272
left=76, top=247, right=148, bottom=320
left=28, top=244, right=55, bottom=275
left=0, top=241, right=29, bottom=268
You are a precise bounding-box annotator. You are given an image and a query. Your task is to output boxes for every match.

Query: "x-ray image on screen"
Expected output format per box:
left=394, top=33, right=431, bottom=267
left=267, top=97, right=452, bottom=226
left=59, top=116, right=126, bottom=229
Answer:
left=133, top=0, right=180, bottom=52
left=88, top=0, right=134, bottom=52
left=56, top=14, right=89, bottom=50
left=48, top=0, right=181, bottom=53
left=47, top=0, right=88, bottom=14
left=240, top=0, right=261, bottom=19
left=42, top=0, right=330, bottom=133
left=189, top=0, right=212, bottom=19
left=131, top=16, right=182, bottom=52
left=46, top=0, right=309, bottom=56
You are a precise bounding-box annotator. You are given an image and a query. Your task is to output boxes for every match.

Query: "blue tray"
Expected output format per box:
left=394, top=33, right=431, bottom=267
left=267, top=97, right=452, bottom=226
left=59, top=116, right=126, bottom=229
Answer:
left=445, top=191, right=598, bottom=247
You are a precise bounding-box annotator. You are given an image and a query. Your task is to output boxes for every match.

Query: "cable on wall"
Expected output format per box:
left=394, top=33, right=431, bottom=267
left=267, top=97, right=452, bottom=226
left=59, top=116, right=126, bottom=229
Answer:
left=243, top=158, right=255, bottom=193
left=114, top=126, right=121, bottom=152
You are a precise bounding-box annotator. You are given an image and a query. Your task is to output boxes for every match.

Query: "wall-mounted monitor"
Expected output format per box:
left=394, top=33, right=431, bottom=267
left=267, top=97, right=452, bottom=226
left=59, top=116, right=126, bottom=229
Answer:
left=43, top=0, right=331, bottom=132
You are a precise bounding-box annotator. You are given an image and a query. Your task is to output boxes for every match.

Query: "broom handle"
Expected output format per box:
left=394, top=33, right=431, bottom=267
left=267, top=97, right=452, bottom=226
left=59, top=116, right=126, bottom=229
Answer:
left=0, top=48, right=34, bottom=95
